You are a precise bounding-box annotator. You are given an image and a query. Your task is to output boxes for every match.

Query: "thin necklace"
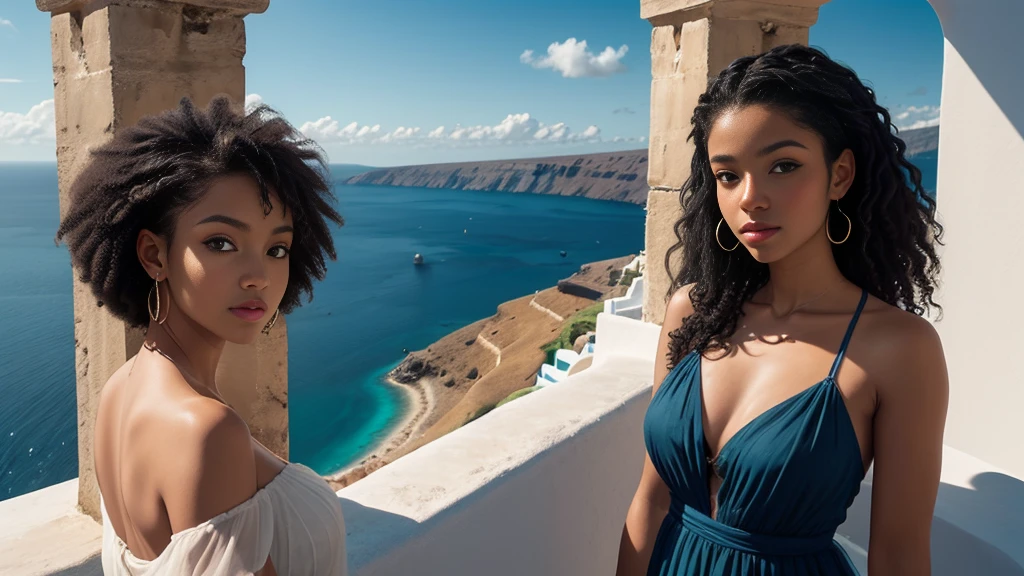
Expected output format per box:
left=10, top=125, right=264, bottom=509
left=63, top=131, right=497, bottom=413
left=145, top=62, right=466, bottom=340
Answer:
left=142, top=339, right=226, bottom=400
left=143, top=340, right=196, bottom=381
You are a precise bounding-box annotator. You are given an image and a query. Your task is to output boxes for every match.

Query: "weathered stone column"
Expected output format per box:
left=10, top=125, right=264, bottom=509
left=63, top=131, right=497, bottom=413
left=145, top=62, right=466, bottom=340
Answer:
left=37, top=0, right=285, bottom=522
left=641, top=0, right=829, bottom=324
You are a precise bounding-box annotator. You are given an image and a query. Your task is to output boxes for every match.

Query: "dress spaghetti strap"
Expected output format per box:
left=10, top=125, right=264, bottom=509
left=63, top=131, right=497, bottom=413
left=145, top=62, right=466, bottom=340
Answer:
left=828, top=289, right=869, bottom=381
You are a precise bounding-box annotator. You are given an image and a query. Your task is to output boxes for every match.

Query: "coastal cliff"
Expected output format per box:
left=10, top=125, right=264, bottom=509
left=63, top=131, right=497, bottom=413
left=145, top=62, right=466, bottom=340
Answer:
left=343, top=126, right=938, bottom=203
left=345, top=149, right=649, bottom=204
left=900, top=125, right=939, bottom=156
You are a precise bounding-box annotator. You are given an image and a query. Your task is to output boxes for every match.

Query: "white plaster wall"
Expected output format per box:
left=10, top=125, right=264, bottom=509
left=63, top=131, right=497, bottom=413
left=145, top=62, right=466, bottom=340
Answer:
left=605, top=277, right=646, bottom=320
left=838, top=448, right=1024, bottom=575
left=339, top=315, right=661, bottom=576
left=926, top=0, right=1024, bottom=478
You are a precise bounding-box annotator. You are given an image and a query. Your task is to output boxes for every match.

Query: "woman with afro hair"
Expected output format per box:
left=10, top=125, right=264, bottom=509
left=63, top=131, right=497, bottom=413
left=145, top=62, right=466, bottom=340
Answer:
left=616, top=45, right=948, bottom=576
left=58, top=97, right=347, bottom=575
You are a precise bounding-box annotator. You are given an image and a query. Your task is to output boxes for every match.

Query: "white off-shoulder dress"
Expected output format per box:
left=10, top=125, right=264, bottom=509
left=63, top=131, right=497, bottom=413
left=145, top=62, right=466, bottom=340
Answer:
left=100, top=463, right=347, bottom=575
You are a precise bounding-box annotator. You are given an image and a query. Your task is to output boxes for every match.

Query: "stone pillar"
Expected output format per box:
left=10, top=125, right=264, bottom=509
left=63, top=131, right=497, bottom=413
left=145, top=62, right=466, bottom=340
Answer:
left=36, top=0, right=283, bottom=522
left=640, top=0, right=829, bottom=324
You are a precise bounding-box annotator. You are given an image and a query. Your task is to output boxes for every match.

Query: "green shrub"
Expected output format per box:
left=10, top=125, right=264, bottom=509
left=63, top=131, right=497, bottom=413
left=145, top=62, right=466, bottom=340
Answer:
left=568, top=320, right=595, bottom=344
left=496, top=386, right=541, bottom=408
left=541, top=300, right=604, bottom=359
left=619, top=268, right=641, bottom=287
left=463, top=403, right=497, bottom=426
left=608, top=269, right=623, bottom=286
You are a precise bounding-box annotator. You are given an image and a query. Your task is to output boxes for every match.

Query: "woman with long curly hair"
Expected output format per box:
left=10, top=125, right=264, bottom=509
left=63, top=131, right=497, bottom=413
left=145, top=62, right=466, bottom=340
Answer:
left=57, top=97, right=347, bottom=575
left=616, top=44, right=948, bottom=575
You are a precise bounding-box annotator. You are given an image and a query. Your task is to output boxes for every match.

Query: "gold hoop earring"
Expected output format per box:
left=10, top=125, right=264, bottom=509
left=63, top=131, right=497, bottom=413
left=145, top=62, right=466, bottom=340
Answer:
left=715, top=218, right=740, bottom=252
left=148, top=276, right=167, bottom=324
left=262, top=309, right=280, bottom=335
left=827, top=202, right=851, bottom=245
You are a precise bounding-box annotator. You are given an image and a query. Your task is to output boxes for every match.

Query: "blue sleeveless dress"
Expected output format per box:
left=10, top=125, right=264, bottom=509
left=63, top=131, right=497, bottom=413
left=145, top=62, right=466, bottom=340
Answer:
left=643, top=290, right=868, bottom=575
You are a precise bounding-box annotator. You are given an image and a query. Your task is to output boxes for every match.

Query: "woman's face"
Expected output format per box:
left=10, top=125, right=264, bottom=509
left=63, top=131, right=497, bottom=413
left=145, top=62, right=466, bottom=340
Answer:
left=707, top=104, right=853, bottom=263
left=158, top=174, right=293, bottom=345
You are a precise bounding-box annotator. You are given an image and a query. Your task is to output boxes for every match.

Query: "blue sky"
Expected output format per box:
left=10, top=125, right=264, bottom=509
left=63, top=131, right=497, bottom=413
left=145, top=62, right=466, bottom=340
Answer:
left=0, top=0, right=943, bottom=166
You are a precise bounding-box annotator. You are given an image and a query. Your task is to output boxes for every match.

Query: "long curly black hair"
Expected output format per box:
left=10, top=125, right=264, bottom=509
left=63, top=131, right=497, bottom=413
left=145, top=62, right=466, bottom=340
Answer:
left=56, top=96, right=344, bottom=328
left=665, top=44, right=942, bottom=368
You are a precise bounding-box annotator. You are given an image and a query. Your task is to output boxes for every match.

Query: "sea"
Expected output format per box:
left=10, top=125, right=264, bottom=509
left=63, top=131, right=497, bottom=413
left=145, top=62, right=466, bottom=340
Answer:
left=0, top=154, right=937, bottom=503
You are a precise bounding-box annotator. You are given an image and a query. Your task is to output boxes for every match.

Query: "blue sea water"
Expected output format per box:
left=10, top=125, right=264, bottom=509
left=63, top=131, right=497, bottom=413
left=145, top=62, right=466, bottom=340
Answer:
left=0, top=153, right=938, bottom=503
left=0, top=163, right=647, bottom=501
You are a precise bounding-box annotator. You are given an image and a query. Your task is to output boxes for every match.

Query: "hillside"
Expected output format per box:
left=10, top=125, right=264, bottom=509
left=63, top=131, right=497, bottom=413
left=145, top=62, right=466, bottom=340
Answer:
left=343, top=125, right=938, bottom=203
left=327, top=255, right=636, bottom=488
left=345, top=149, right=650, bottom=204
left=899, top=125, right=940, bottom=156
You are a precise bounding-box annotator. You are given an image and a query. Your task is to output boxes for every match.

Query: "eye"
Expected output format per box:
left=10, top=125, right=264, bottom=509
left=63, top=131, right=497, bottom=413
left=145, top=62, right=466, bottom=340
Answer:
left=715, top=171, right=739, bottom=183
left=770, top=161, right=802, bottom=174
left=268, top=245, right=290, bottom=259
left=204, top=237, right=236, bottom=252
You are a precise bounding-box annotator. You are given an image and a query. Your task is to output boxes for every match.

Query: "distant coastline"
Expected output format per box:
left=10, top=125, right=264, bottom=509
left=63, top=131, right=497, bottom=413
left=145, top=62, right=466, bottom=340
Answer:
left=342, top=125, right=939, bottom=205
left=346, top=149, right=649, bottom=204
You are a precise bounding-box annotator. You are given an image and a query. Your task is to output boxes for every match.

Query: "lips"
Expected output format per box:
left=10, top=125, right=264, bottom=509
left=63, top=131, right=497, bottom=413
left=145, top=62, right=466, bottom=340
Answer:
left=738, top=222, right=780, bottom=244
left=739, top=222, right=778, bottom=233
left=230, top=299, right=267, bottom=322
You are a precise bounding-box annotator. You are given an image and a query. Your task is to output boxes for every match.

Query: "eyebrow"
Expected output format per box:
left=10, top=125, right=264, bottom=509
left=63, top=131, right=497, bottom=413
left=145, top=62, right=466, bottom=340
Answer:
left=709, top=139, right=809, bottom=164
left=196, top=215, right=294, bottom=235
left=197, top=214, right=249, bottom=231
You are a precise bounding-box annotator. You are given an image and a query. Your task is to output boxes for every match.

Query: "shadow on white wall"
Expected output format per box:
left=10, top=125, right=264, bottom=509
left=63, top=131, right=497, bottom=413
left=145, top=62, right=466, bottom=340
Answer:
left=839, top=468, right=1024, bottom=574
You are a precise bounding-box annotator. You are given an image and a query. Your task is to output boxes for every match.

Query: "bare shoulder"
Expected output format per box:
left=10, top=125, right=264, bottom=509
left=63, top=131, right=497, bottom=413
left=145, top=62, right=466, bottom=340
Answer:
left=158, top=395, right=259, bottom=531
left=858, top=298, right=947, bottom=399
left=97, top=357, right=139, bottom=407
left=664, top=283, right=697, bottom=325
left=172, top=396, right=252, bottom=455
left=652, top=284, right=697, bottom=396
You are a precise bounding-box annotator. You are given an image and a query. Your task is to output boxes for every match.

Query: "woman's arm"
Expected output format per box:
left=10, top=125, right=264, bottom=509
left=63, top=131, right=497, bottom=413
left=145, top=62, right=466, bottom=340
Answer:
left=615, top=287, right=694, bottom=576
left=616, top=455, right=671, bottom=576
left=867, top=314, right=949, bottom=575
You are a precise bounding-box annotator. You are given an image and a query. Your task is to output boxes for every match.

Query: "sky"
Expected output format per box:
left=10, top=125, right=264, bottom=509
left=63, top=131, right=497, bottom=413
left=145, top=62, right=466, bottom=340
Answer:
left=0, top=0, right=944, bottom=167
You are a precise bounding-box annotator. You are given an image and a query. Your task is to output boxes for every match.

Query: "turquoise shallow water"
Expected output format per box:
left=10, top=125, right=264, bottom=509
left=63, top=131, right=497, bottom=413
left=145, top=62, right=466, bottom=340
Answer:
left=0, top=153, right=937, bottom=503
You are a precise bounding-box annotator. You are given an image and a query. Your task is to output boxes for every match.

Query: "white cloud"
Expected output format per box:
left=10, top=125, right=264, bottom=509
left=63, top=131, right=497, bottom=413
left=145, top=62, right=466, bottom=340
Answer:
left=520, top=38, right=628, bottom=78
left=299, top=116, right=382, bottom=143
left=443, top=113, right=601, bottom=144
left=0, top=99, right=55, bottom=144
left=893, top=105, right=940, bottom=130
left=378, top=126, right=421, bottom=143
left=610, top=135, right=647, bottom=144
left=244, top=93, right=264, bottom=112
left=298, top=111, right=610, bottom=147
left=903, top=117, right=941, bottom=130
left=0, top=18, right=16, bottom=32
left=0, top=79, right=22, bottom=84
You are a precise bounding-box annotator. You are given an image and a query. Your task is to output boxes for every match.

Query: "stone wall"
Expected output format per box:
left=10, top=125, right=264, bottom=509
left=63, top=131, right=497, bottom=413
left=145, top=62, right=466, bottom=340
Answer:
left=640, top=0, right=827, bottom=325
left=38, top=0, right=279, bottom=521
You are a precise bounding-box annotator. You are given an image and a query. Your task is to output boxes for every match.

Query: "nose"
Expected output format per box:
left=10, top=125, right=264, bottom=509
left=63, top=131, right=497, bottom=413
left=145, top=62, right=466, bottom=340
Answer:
left=737, top=174, right=770, bottom=213
left=239, top=254, right=269, bottom=292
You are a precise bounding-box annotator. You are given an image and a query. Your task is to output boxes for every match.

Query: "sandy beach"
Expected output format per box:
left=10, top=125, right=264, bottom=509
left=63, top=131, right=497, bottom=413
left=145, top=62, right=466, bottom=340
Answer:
left=326, top=375, right=435, bottom=489
left=326, top=254, right=636, bottom=488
